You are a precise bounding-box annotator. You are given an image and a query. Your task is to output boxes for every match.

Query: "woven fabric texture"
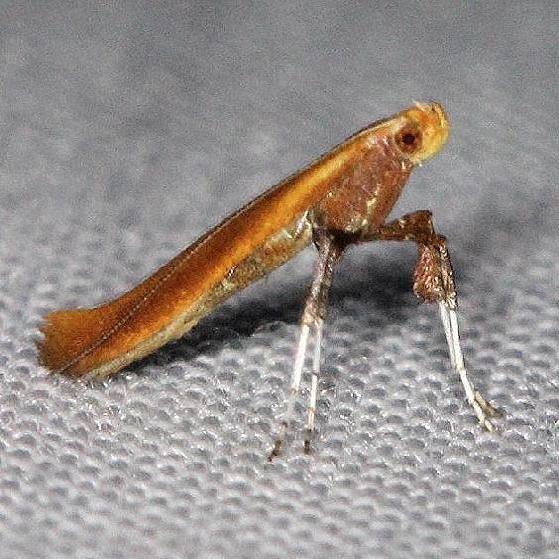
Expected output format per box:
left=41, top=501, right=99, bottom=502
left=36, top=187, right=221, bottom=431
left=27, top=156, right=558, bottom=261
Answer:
left=1, top=3, right=558, bottom=558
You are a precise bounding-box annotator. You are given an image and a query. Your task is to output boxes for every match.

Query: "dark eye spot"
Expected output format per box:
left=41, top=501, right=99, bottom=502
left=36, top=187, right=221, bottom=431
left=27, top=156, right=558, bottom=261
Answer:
left=396, top=126, right=422, bottom=154
left=402, top=133, right=416, bottom=145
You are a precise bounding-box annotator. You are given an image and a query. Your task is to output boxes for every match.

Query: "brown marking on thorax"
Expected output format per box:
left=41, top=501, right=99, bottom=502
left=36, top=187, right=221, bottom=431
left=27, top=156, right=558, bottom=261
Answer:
left=310, top=139, right=411, bottom=235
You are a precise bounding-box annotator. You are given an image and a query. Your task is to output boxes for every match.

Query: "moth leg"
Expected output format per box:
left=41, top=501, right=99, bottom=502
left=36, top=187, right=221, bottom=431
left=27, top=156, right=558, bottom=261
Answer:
left=363, top=210, right=500, bottom=430
left=268, top=230, right=344, bottom=460
left=304, top=314, right=323, bottom=454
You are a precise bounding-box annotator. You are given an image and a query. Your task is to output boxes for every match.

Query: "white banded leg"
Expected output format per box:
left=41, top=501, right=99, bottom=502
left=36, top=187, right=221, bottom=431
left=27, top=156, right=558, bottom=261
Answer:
left=268, top=323, right=311, bottom=460
left=361, top=211, right=501, bottom=432
left=304, top=317, right=323, bottom=453
left=438, top=302, right=501, bottom=430
left=268, top=229, right=343, bottom=460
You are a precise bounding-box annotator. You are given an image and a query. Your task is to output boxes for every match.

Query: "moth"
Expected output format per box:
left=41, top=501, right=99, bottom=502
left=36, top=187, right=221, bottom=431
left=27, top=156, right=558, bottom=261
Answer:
left=37, top=102, right=500, bottom=457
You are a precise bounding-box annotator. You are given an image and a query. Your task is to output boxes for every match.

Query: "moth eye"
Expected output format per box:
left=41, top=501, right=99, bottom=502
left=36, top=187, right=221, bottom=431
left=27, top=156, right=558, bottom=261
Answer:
left=395, top=126, right=422, bottom=154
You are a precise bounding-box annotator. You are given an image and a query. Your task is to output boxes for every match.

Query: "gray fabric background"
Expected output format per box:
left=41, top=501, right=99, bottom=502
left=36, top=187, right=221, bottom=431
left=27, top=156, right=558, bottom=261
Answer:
left=1, top=2, right=558, bottom=558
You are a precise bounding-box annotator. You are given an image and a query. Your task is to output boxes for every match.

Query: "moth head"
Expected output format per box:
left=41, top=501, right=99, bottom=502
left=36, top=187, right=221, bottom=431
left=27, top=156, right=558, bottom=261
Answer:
left=391, top=101, right=449, bottom=165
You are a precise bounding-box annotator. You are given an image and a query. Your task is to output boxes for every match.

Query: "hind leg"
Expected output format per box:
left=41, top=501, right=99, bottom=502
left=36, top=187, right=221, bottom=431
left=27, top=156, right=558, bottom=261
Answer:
left=268, top=229, right=345, bottom=460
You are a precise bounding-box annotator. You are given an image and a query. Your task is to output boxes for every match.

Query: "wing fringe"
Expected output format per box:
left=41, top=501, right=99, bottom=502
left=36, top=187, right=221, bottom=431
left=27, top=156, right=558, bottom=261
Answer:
left=37, top=306, right=115, bottom=375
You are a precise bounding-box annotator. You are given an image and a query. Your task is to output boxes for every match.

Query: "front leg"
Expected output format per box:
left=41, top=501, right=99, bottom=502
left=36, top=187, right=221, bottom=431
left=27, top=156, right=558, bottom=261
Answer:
left=363, top=210, right=501, bottom=431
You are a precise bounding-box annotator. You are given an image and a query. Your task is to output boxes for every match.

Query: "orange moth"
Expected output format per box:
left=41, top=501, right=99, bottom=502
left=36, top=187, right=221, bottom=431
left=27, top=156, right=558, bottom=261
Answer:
left=38, top=103, right=500, bottom=456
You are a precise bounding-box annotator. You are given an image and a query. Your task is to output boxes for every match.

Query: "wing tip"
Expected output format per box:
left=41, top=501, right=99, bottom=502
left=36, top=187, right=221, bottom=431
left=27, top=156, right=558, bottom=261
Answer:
left=35, top=308, right=92, bottom=376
